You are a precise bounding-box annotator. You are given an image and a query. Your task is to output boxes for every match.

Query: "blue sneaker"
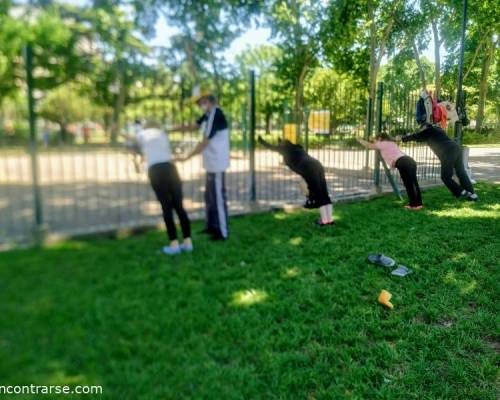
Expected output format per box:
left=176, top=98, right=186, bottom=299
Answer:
left=180, top=243, right=193, bottom=253
left=162, top=246, right=181, bottom=255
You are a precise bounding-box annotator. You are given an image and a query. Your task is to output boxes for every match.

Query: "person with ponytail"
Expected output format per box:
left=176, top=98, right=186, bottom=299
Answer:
left=357, top=133, right=423, bottom=209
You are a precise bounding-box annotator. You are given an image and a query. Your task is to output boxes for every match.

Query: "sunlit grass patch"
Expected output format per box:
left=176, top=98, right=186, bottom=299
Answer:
left=283, top=266, right=301, bottom=278
left=230, top=289, right=269, bottom=307
left=430, top=207, right=500, bottom=219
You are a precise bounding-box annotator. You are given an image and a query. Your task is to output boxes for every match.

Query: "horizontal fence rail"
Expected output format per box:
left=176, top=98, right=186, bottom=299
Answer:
left=0, top=76, right=444, bottom=247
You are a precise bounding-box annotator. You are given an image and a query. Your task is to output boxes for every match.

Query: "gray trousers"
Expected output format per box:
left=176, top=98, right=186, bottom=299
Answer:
left=205, top=172, right=229, bottom=238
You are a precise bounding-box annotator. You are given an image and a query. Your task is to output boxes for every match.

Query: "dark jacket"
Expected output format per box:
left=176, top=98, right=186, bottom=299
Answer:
left=402, top=125, right=458, bottom=159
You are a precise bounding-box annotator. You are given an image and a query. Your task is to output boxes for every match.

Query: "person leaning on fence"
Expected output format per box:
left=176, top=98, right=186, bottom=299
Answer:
left=134, top=120, right=193, bottom=255
left=396, top=125, right=478, bottom=202
left=257, top=136, right=335, bottom=226
left=177, top=93, right=230, bottom=241
left=357, top=133, right=423, bottom=210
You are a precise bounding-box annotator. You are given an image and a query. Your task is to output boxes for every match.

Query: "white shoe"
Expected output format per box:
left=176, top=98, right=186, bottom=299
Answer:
left=180, top=243, right=193, bottom=252
left=162, top=246, right=181, bottom=255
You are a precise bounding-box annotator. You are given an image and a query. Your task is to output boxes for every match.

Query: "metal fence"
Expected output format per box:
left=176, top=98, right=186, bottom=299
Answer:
left=0, top=71, right=442, bottom=247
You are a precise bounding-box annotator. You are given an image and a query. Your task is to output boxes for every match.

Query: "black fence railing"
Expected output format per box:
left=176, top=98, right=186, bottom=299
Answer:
left=1, top=71, right=446, bottom=247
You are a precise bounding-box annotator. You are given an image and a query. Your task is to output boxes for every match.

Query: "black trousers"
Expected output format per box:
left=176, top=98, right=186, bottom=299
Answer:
left=205, top=172, right=229, bottom=238
left=439, top=144, right=475, bottom=197
left=395, top=156, right=422, bottom=207
left=294, top=159, right=332, bottom=208
left=148, top=162, right=191, bottom=241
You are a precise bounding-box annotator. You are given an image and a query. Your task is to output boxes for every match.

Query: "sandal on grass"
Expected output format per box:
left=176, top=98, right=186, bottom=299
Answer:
left=367, top=254, right=396, bottom=268
left=391, top=265, right=412, bottom=277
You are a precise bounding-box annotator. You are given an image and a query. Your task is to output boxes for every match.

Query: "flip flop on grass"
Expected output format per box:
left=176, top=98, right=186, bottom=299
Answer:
left=391, top=265, right=412, bottom=277
left=367, top=254, right=396, bottom=268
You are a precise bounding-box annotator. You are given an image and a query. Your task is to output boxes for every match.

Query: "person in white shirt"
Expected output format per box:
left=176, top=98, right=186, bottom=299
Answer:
left=135, top=120, right=192, bottom=255
left=179, top=93, right=230, bottom=241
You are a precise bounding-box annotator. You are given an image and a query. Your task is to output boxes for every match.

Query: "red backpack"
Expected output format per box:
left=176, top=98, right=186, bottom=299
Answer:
left=431, top=93, right=442, bottom=124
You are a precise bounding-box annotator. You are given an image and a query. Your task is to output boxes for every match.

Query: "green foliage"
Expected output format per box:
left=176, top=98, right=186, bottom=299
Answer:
left=462, top=128, right=500, bottom=145
left=0, top=184, right=498, bottom=398
left=380, top=56, right=434, bottom=92
left=234, top=45, right=290, bottom=129
left=1, top=0, right=498, bottom=141
left=39, top=85, right=95, bottom=128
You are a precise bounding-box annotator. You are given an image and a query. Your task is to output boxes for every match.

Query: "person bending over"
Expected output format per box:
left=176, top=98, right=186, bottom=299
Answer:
left=357, top=133, right=422, bottom=209
left=258, top=136, right=334, bottom=226
left=397, top=125, right=478, bottom=201
left=136, top=120, right=193, bottom=255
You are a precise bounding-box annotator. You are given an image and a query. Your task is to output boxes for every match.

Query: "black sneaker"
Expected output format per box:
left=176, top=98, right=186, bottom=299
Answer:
left=467, top=193, right=479, bottom=202
left=210, top=233, right=228, bottom=241
left=459, top=190, right=469, bottom=200
left=304, top=199, right=316, bottom=209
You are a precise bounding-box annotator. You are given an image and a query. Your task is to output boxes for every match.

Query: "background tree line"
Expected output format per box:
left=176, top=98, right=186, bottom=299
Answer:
left=0, top=0, right=498, bottom=145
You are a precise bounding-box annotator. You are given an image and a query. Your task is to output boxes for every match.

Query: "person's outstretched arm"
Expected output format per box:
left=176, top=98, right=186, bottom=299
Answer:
left=258, top=136, right=283, bottom=153
left=356, top=138, right=376, bottom=149
left=399, top=126, right=431, bottom=143
left=178, top=109, right=225, bottom=162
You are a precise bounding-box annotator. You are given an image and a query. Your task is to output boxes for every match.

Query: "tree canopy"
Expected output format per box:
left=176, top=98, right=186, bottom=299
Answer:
left=0, top=0, right=498, bottom=140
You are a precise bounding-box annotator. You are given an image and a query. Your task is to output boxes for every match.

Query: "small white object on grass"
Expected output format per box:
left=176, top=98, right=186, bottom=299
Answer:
left=391, top=265, right=412, bottom=277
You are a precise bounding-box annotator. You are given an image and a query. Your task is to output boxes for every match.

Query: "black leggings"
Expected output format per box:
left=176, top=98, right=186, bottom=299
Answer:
left=395, top=156, right=422, bottom=207
left=439, top=144, right=474, bottom=197
left=148, top=162, right=191, bottom=241
left=294, top=159, right=332, bottom=208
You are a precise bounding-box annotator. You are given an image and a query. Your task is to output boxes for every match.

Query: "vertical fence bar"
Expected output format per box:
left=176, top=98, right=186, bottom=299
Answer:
left=304, top=108, right=309, bottom=152
left=454, top=0, right=468, bottom=145
left=374, top=82, right=383, bottom=190
left=249, top=70, right=256, bottom=203
left=25, top=43, right=45, bottom=243
left=364, top=96, right=373, bottom=169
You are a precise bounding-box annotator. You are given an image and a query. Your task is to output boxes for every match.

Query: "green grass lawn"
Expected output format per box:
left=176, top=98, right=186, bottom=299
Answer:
left=1, top=184, right=499, bottom=400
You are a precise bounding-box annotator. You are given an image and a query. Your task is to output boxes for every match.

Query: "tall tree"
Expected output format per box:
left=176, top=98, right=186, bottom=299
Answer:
left=322, top=0, right=404, bottom=134
left=262, top=0, right=327, bottom=133
left=134, top=0, right=260, bottom=97
left=82, top=2, right=150, bottom=142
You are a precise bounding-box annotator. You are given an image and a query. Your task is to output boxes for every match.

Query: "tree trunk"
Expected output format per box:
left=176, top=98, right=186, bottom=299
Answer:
left=265, top=112, right=272, bottom=135
left=59, top=122, right=68, bottom=144
left=367, top=0, right=377, bottom=137
left=207, top=46, right=223, bottom=98
left=476, top=37, right=494, bottom=133
left=412, top=40, right=427, bottom=90
left=294, top=64, right=308, bottom=137
left=366, top=0, right=395, bottom=136
left=431, top=19, right=441, bottom=98
left=111, top=75, right=126, bottom=144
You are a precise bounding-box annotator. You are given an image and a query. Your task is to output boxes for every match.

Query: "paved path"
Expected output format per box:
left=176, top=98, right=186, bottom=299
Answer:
left=468, top=147, right=500, bottom=184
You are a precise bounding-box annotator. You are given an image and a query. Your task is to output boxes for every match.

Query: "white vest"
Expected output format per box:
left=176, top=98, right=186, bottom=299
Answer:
left=201, top=108, right=230, bottom=172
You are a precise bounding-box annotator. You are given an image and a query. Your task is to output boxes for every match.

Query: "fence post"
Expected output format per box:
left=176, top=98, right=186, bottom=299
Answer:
left=364, top=96, right=373, bottom=168
left=249, top=70, right=256, bottom=203
left=25, top=43, right=46, bottom=244
left=454, top=0, right=468, bottom=146
left=304, top=108, right=309, bottom=152
left=374, top=81, right=383, bottom=190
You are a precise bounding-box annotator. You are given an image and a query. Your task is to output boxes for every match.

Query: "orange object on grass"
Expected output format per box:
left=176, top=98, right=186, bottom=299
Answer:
left=378, top=290, right=394, bottom=309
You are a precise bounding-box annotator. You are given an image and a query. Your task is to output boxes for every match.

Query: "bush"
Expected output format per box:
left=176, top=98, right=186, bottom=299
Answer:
left=462, top=127, right=500, bottom=145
